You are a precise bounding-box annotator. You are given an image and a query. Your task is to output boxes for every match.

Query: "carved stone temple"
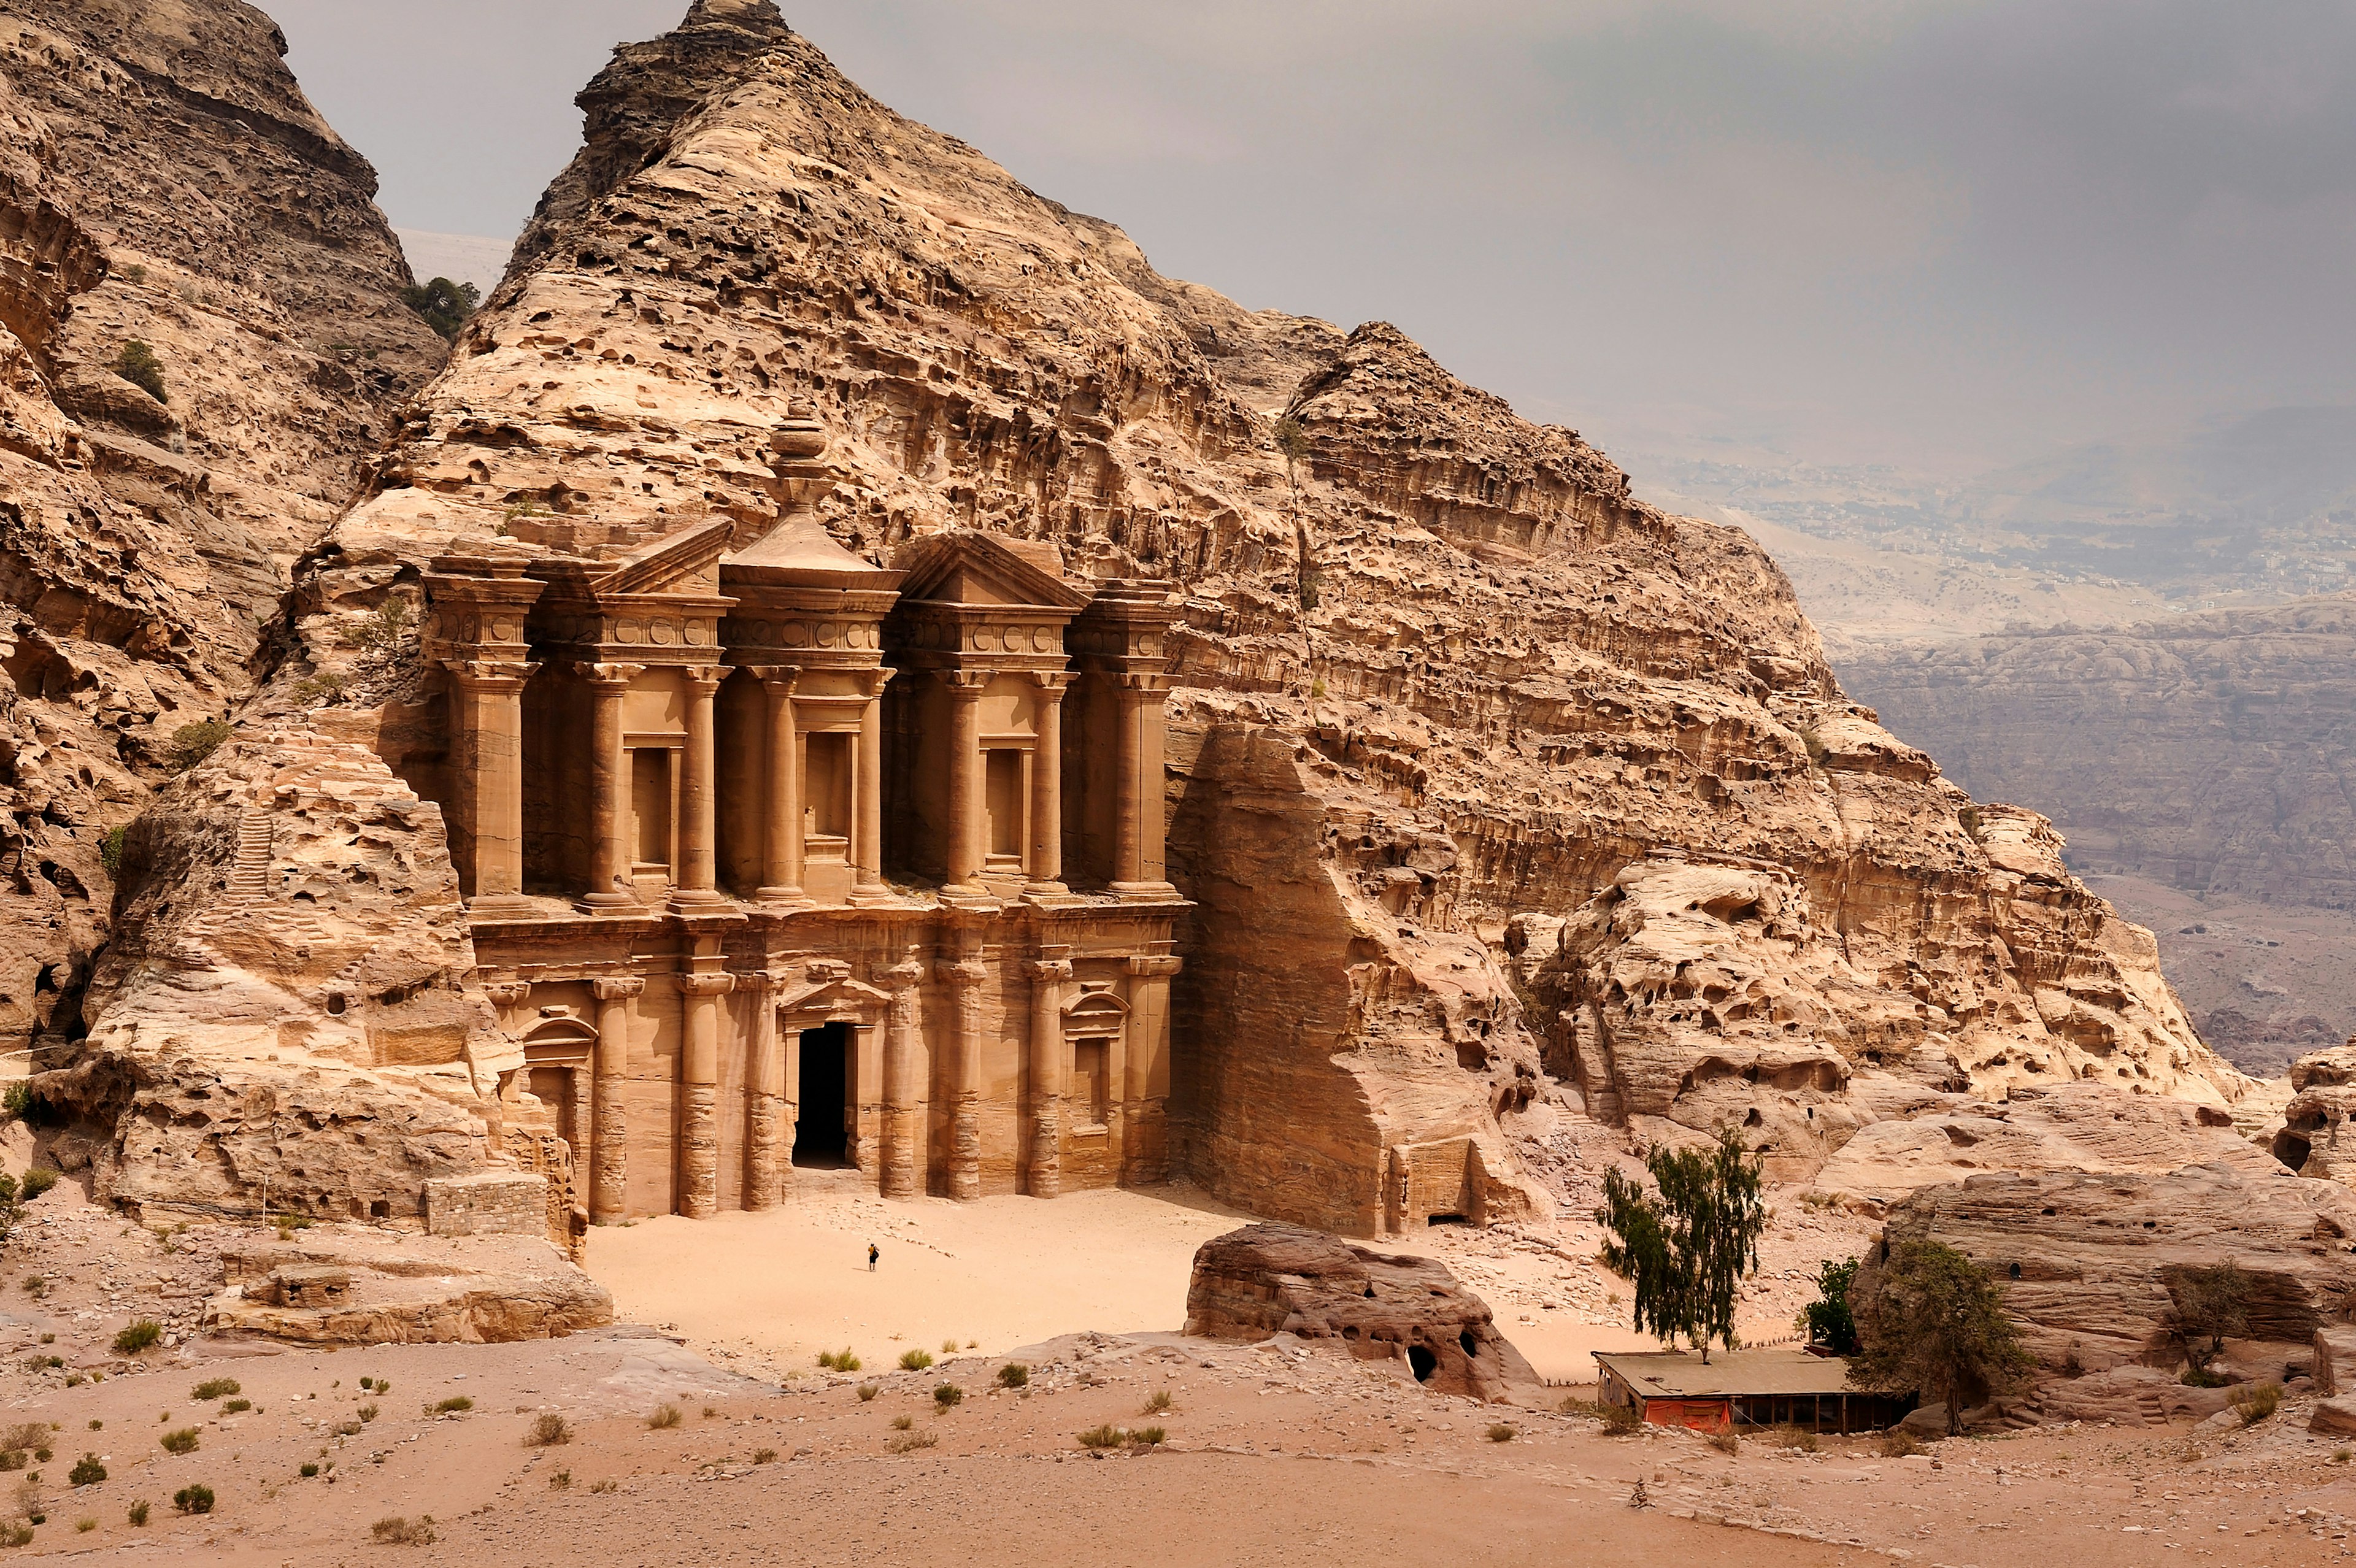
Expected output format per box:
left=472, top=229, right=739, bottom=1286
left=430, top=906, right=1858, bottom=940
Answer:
left=412, top=491, right=1184, bottom=1221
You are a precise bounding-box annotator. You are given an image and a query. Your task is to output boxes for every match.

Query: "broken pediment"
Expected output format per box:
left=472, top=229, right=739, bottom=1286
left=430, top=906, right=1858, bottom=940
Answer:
left=893, top=528, right=1091, bottom=612
left=723, top=517, right=903, bottom=591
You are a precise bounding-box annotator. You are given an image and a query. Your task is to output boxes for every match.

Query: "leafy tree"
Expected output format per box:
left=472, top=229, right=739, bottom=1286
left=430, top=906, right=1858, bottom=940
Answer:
left=401, top=276, right=480, bottom=341
left=114, top=340, right=166, bottom=402
left=2163, top=1261, right=2252, bottom=1380
left=1800, top=1256, right=1860, bottom=1353
left=1596, top=1125, right=1767, bottom=1362
left=1850, top=1237, right=2033, bottom=1435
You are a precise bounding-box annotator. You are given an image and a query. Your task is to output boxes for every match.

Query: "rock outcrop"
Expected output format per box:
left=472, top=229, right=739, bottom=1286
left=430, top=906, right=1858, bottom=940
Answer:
left=1866, top=1164, right=2356, bottom=1376
left=1182, top=1222, right=1536, bottom=1401
left=75, top=0, right=2247, bottom=1231
left=0, top=0, right=445, bottom=1058
left=204, top=1229, right=614, bottom=1344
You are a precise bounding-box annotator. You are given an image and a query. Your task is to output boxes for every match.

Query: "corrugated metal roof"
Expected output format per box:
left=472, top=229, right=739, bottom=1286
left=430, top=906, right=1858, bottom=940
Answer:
left=1592, top=1348, right=1867, bottom=1399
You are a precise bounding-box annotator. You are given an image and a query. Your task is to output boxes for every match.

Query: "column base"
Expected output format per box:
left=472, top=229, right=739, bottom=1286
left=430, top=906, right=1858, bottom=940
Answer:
left=666, top=887, right=731, bottom=915
left=847, top=878, right=903, bottom=909
left=1022, top=881, right=1084, bottom=908
left=466, top=893, right=541, bottom=920
left=575, top=891, right=643, bottom=916
left=937, top=883, right=999, bottom=910
left=753, top=886, right=817, bottom=911
left=1110, top=880, right=1181, bottom=903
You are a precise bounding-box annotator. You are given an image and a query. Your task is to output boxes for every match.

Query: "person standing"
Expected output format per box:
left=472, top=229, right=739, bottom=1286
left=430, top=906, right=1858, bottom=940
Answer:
left=868, top=1242, right=879, bottom=1272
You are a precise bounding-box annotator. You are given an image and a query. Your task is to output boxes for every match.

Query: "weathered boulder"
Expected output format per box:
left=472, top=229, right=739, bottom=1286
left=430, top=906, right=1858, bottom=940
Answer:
left=2038, top=1365, right=2236, bottom=1427
left=205, top=1231, right=612, bottom=1345
left=2312, top=1396, right=2356, bottom=1437
left=2316, top=1326, right=2356, bottom=1396
left=1868, top=1164, right=2356, bottom=1376
left=1182, top=1223, right=1536, bottom=1401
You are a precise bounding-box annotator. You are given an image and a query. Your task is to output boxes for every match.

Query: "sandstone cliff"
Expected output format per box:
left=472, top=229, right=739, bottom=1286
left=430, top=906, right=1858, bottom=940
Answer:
left=0, top=0, right=446, bottom=1058
left=77, top=0, right=2249, bottom=1232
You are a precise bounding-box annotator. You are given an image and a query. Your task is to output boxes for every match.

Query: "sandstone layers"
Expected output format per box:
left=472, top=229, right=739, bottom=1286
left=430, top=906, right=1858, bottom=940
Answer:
left=0, top=0, right=446, bottom=1058
left=60, top=0, right=2261, bottom=1238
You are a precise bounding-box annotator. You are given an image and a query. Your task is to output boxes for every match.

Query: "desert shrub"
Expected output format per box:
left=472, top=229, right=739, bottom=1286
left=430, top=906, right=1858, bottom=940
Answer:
left=888, top=1414, right=912, bottom=1431
left=1076, top=1424, right=1125, bottom=1449
left=163, top=720, right=231, bottom=772
left=114, top=1320, right=164, bottom=1356
left=1134, top=1426, right=1167, bottom=1446
left=348, top=596, right=414, bottom=657
left=17, top=1276, right=40, bottom=1297
left=85, top=1421, right=99, bottom=1432
left=816, top=1348, right=860, bottom=1372
left=1851, top=1239, right=2033, bottom=1437
left=299, top=1463, right=318, bottom=1478
left=99, top=824, right=128, bottom=878
left=899, top=1348, right=934, bottom=1372
left=2335, top=1448, right=2353, bottom=1464
left=855, top=1383, right=879, bottom=1402
left=1797, top=726, right=1828, bottom=768
left=645, top=1404, right=681, bottom=1431
left=996, top=1363, right=1029, bottom=1389
left=371, top=1515, right=436, bottom=1545
left=2181, top=1366, right=2228, bottom=1388
left=18, top=1168, right=54, bottom=1203
left=74, top=1516, right=94, bottom=1532
left=1878, top=1430, right=1923, bottom=1458
left=752, top=1448, right=777, bottom=1464
left=191, top=1378, right=240, bottom=1401
left=0, top=1086, right=28, bottom=1123
left=1486, top=1423, right=1517, bottom=1443
left=401, top=277, right=479, bottom=341
left=158, top=1428, right=198, bottom=1455
left=2233, top=1382, right=2282, bottom=1427
left=1141, top=1388, right=1172, bottom=1415
left=114, top=340, right=167, bottom=402
left=333, top=1420, right=363, bottom=1438
left=528, top=1414, right=571, bottom=1447
left=1770, top=1424, right=1819, bottom=1453
left=0, top=1451, right=21, bottom=1472
left=434, top=1397, right=472, bottom=1415
left=886, top=1429, right=937, bottom=1453
left=547, top=1470, right=570, bottom=1490
left=1599, top=1402, right=1641, bottom=1435
left=171, top=1484, right=212, bottom=1515
left=68, top=1455, right=104, bottom=1486
left=0, top=1524, right=27, bottom=1547
left=1709, top=1429, right=1740, bottom=1455
left=127, top=1501, right=148, bottom=1526
left=2165, top=1262, right=2254, bottom=1381
left=933, top=1383, right=963, bottom=1410
left=589, top=1479, right=617, bottom=1494
left=1957, top=805, right=1984, bottom=840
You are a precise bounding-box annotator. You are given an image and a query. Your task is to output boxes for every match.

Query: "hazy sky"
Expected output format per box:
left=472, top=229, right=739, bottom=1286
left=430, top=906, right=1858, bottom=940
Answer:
left=267, top=0, right=2356, bottom=474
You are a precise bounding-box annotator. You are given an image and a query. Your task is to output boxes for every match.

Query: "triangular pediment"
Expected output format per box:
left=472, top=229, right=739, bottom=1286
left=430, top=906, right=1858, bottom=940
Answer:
left=893, top=529, right=1091, bottom=611
left=776, top=975, right=892, bottom=1017
left=723, top=518, right=904, bottom=590
left=595, top=519, right=734, bottom=598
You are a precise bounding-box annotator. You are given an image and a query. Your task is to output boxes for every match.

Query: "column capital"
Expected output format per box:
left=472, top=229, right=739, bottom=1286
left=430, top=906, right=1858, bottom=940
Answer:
left=879, top=959, right=926, bottom=993
left=590, top=975, right=646, bottom=1002
left=1028, top=670, right=1076, bottom=694
left=1115, top=672, right=1172, bottom=697
left=745, top=665, right=801, bottom=693
left=444, top=658, right=537, bottom=691
left=680, top=664, right=727, bottom=698
left=942, top=669, right=991, bottom=695
left=734, top=969, right=783, bottom=996
left=1024, top=958, right=1073, bottom=983
left=480, top=979, right=532, bottom=1007
left=935, top=957, right=988, bottom=988
left=1126, top=955, right=1184, bottom=978
left=855, top=667, right=896, bottom=699
left=674, top=972, right=737, bottom=998
left=573, top=661, right=645, bottom=689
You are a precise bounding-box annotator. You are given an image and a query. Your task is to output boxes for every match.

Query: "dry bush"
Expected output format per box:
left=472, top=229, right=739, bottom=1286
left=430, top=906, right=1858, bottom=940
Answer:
left=899, top=1348, right=934, bottom=1372
left=433, top=1396, right=473, bottom=1415
left=1709, top=1430, right=1740, bottom=1455
left=933, top=1383, right=963, bottom=1410
left=1141, top=1388, right=1172, bottom=1415
left=1878, top=1430, right=1923, bottom=1458
left=1133, top=1426, right=1167, bottom=1446
left=889, top=1414, right=913, bottom=1431
left=528, top=1414, right=571, bottom=1447
left=645, top=1405, right=682, bottom=1431
left=371, top=1515, right=436, bottom=1545
left=190, top=1378, right=239, bottom=1401
left=997, top=1364, right=1029, bottom=1389
left=752, top=1448, right=777, bottom=1464
left=2234, top=1383, right=2282, bottom=1427
left=1486, top=1423, right=1517, bottom=1443
left=855, top=1383, right=880, bottom=1402
left=887, top=1429, right=937, bottom=1453
left=1077, top=1424, right=1125, bottom=1449
left=158, top=1428, right=199, bottom=1455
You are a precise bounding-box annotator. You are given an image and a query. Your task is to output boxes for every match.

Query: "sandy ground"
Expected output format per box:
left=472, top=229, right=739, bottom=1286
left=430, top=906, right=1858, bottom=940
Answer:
left=580, top=1177, right=1874, bottom=1387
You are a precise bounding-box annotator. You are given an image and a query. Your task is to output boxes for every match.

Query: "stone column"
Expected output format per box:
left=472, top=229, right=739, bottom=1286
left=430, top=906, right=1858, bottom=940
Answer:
left=671, top=666, right=726, bottom=909
left=675, top=970, right=736, bottom=1216
left=577, top=663, right=644, bottom=912
left=566, top=1064, right=593, bottom=1175
left=849, top=668, right=895, bottom=904
left=1023, top=957, right=1071, bottom=1197
left=1025, top=673, right=1071, bottom=897
left=752, top=670, right=806, bottom=905
left=742, top=972, right=783, bottom=1209
left=1109, top=675, right=1150, bottom=893
left=943, top=671, right=988, bottom=891
left=937, top=955, right=988, bottom=1200
left=589, top=975, right=643, bottom=1223
left=879, top=958, right=926, bottom=1198
left=446, top=659, right=535, bottom=913
left=1123, top=954, right=1184, bottom=1185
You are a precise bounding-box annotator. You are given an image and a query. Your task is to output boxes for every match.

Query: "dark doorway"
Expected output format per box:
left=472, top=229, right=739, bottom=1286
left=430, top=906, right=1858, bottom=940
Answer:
left=793, top=1023, right=850, bottom=1167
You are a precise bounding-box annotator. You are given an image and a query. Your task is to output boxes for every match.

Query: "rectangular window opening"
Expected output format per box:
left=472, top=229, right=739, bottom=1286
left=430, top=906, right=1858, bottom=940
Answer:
left=630, top=748, right=672, bottom=868
left=985, top=747, right=1024, bottom=861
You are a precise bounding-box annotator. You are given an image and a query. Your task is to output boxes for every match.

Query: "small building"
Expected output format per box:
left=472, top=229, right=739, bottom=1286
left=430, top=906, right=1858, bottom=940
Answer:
left=1592, top=1347, right=1914, bottom=1434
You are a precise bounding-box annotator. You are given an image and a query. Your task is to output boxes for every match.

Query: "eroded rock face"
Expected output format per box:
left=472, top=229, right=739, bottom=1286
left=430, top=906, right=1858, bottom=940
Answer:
left=206, top=1229, right=613, bottom=1345
left=85, top=0, right=2243, bottom=1232
left=0, top=0, right=445, bottom=1056
left=1182, top=1222, right=1536, bottom=1401
left=1867, top=1164, right=2356, bottom=1376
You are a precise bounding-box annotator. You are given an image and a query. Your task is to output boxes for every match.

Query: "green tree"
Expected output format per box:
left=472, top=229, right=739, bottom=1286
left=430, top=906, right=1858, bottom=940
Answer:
left=1800, top=1256, right=1860, bottom=1353
left=401, top=276, right=480, bottom=341
left=2163, top=1261, right=2252, bottom=1382
left=1850, top=1238, right=2033, bottom=1435
left=114, top=340, right=166, bottom=402
left=1596, top=1125, right=1766, bottom=1362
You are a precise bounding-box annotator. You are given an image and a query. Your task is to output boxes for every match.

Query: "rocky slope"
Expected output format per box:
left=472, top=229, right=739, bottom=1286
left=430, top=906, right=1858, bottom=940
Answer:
left=0, top=0, right=446, bottom=1058
left=1845, top=595, right=2356, bottom=1065
left=74, top=0, right=2250, bottom=1231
